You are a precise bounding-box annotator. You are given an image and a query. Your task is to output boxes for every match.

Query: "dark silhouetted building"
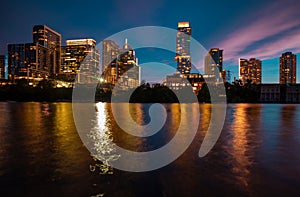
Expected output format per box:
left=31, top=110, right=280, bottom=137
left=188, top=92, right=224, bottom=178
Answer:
left=0, top=55, right=5, bottom=79
left=175, top=22, right=192, bottom=74
left=280, top=52, right=296, bottom=85
left=8, top=43, right=32, bottom=79
left=260, top=84, right=300, bottom=103
left=205, top=48, right=223, bottom=75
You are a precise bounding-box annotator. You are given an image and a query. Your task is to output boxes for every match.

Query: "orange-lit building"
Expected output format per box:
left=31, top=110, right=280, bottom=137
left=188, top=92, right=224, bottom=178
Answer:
left=175, top=22, right=192, bottom=74
left=101, top=39, right=140, bottom=89
left=280, top=52, right=296, bottom=85
left=60, top=39, right=100, bottom=83
left=33, top=25, right=61, bottom=75
left=163, top=73, right=204, bottom=94
left=239, top=58, right=262, bottom=84
left=8, top=43, right=51, bottom=80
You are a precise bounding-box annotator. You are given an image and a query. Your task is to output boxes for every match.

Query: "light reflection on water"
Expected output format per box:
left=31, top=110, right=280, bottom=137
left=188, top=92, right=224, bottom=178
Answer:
left=227, top=104, right=261, bottom=189
left=0, top=102, right=300, bottom=196
left=89, top=103, right=119, bottom=175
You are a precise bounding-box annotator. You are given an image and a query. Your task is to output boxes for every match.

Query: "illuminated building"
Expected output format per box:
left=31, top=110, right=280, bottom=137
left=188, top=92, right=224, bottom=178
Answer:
left=102, top=40, right=120, bottom=72
left=8, top=43, right=51, bottom=80
left=205, top=48, right=223, bottom=75
left=175, top=22, right=192, bottom=74
left=239, top=58, right=262, bottom=84
left=163, top=73, right=204, bottom=94
left=280, top=52, right=296, bottom=85
left=60, top=39, right=100, bottom=82
left=0, top=55, right=5, bottom=79
left=101, top=39, right=140, bottom=89
left=33, top=25, right=61, bottom=75
left=7, top=25, right=62, bottom=81
left=184, top=73, right=205, bottom=93
left=8, top=43, right=33, bottom=79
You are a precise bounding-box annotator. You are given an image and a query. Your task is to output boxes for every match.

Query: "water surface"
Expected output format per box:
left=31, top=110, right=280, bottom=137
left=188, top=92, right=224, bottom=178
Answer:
left=0, top=102, right=299, bottom=196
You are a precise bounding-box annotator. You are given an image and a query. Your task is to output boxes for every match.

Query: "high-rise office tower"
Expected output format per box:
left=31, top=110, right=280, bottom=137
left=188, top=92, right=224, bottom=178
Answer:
left=102, top=39, right=140, bottom=88
left=205, top=48, right=223, bottom=75
left=0, top=55, right=5, bottom=79
left=239, top=58, right=262, bottom=84
left=61, top=39, right=99, bottom=74
left=102, top=40, right=120, bottom=72
left=8, top=43, right=50, bottom=80
left=61, top=38, right=100, bottom=83
left=33, top=25, right=61, bottom=75
left=7, top=43, right=31, bottom=80
left=175, top=22, right=192, bottom=74
left=280, top=52, right=296, bottom=85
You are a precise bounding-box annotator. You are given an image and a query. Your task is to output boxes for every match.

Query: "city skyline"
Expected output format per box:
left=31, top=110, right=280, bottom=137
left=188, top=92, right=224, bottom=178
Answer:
left=2, top=22, right=300, bottom=85
left=1, top=0, right=300, bottom=83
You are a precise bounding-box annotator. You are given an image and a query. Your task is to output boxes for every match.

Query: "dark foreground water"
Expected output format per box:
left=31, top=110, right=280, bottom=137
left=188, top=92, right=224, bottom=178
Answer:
left=0, top=102, right=300, bottom=196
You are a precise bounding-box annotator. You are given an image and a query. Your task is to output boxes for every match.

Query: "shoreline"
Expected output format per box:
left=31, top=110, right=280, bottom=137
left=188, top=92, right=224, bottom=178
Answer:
left=1, top=100, right=299, bottom=104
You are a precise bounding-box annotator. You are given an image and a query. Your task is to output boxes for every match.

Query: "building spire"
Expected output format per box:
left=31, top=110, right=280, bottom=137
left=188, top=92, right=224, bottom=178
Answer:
left=123, top=38, right=129, bottom=49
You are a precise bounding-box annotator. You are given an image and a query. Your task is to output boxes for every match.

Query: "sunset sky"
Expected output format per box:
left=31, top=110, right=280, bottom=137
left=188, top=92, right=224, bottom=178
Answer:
left=1, top=0, right=300, bottom=83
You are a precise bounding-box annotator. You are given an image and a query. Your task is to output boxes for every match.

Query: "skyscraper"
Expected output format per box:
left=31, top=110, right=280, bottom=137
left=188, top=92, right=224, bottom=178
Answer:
left=61, top=39, right=99, bottom=73
left=102, top=39, right=140, bottom=88
left=280, top=52, right=296, bottom=85
left=239, top=58, right=262, bottom=84
left=102, top=40, right=120, bottom=72
left=8, top=43, right=51, bottom=80
left=33, top=25, right=61, bottom=75
left=175, top=22, right=192, bottom=74
left=205, top=48, right=223, bottom=75
left=61, top=39, right=100, bottom=83
left=8, top=43, right=29, bottom=79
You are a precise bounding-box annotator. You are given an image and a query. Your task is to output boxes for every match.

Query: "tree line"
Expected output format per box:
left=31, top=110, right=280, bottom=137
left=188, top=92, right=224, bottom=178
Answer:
left=0, top=79, right=260, bottom=103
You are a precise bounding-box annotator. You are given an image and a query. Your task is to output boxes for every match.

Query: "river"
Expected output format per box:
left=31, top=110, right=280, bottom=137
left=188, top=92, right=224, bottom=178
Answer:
left=0, top=102, right=299, bottom=196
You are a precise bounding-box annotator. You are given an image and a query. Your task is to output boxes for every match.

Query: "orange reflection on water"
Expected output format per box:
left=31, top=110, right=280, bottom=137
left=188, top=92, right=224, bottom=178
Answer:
left=230, top=104, right=254, bottom=188
left=199, top=104, right=211, bottom=137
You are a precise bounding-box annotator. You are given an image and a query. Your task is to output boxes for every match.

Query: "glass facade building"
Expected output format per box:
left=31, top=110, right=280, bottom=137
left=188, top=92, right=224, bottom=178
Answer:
left=175, top=22, right=192, bottom=74
left=102, top=39, right=140, bottom=89
left=102, top=40, right=120, bottom=72
left=33, top=25, right=61, bottom=75
left=8, top=43, right=51, bottom=80
left=61, top=39, right=99, bottom=74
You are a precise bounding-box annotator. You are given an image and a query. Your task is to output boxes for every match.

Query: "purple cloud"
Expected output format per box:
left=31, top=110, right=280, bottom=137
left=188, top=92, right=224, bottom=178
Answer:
left=217, top=0, right=300, bottom=63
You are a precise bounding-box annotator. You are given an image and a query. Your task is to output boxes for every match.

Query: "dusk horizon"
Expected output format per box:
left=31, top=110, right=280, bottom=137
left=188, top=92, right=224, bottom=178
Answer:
left=1, top=0, right=300, bottom=83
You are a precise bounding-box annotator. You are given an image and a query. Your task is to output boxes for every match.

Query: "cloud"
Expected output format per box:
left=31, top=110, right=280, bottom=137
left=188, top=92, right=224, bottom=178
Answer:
left=241, top=28, right=300, bottom=59
left=217, top=0, right=300, bottom=63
